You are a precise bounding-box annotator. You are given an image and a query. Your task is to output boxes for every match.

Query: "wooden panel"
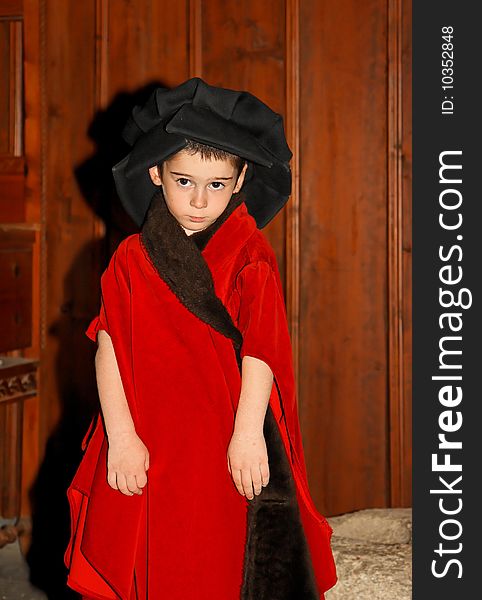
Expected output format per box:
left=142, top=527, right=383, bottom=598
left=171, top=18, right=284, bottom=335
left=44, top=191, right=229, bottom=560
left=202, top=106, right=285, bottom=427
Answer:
left=0, top=229, right=34, bottom=351
left=0, top=0, right=23, bottom=18
left=0, top=399, right=22, bottom=517
left=0, top=158, right=25, bottom=221
left=41, top=0, right=99, bottom=440
left=0, top=174, right=24, bottom=221
left=285, top=0, right=301, bottom=396
left=299, top=0, right=389, bottom=515
left=0, top=17, right=24, bottom=220
left=19, top=0, right=41, bottom=523
left=400, top=0, right=412, bottom=507
left=201, top=0, right=288, bottom=284
left=0, top=19, right=11, bottom=153
left=106, top=0, right=190, bottom=99
left=0, top=18, right=23, bottom=155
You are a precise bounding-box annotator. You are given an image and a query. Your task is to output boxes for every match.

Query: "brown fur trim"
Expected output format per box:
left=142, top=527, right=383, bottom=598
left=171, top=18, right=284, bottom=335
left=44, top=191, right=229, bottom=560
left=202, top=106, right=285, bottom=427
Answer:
left=140, top=189, right=243, bottom=355
left=240, top=405, right=319, bottom=600
left=139, top=189, right=319, bottom=599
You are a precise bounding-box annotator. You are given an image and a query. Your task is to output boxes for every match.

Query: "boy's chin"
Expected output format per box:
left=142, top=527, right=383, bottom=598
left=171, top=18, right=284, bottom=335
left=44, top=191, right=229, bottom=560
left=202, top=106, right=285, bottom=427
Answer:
left=181, top=219, right=212, bottom=235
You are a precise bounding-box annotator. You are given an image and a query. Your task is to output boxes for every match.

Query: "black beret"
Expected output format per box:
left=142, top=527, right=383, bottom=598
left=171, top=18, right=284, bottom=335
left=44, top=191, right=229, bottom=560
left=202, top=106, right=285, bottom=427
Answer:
left=112, top=77, right=292, bottom=228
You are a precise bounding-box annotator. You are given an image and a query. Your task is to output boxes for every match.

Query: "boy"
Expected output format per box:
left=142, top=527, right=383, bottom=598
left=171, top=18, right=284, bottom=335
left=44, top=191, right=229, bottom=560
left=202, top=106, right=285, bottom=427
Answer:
left=64, top=78, right=337, bottom=600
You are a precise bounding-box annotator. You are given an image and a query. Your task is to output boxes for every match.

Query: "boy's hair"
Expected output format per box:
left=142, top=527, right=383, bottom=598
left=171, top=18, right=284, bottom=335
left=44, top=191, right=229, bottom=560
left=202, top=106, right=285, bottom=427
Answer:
left=158, top=138, right=246, bottom=180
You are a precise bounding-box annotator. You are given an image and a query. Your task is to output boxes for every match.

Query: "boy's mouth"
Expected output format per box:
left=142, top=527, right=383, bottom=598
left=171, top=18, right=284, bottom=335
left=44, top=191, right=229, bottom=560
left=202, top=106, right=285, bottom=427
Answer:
left=188, top=216, right=207, bottom=222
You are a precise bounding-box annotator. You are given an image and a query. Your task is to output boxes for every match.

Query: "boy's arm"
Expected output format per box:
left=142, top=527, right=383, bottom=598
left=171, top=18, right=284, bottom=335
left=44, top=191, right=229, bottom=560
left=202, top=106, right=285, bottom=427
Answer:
left=95, top=329, right=136, bottom=438
left=228, top=355, right=273, bottom=500
left=233, top=355, right=273, bottom=436
left=95, top=329, right=149, bottom=496
left=227, top=260, right=287, bottom=499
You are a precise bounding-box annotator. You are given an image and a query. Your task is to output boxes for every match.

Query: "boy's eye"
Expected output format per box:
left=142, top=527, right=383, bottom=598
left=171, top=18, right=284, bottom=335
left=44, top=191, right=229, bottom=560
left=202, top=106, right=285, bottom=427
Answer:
left=209, top=181, right=225, bottom=190
left=176, top=178, right=191, bottom=187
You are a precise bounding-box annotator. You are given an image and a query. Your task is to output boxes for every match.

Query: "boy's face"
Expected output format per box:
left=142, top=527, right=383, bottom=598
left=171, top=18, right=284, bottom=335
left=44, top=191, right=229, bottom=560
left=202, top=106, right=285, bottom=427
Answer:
left=148, top=150, right=248, bottom=235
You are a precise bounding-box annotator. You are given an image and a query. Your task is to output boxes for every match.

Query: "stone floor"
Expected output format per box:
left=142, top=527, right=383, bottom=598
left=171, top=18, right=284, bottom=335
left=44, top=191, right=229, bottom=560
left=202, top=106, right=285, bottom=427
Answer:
left=1, top=509, right=412, bottom=599
left=0, top=519, right=46, bottom=600
left=325, top=508, right=412, bottom=600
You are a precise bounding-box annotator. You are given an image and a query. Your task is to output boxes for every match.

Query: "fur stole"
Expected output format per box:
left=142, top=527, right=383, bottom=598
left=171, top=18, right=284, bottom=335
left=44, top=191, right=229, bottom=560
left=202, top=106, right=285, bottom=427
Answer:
left=139, top=189, right=319, bottom=599
left=140, top=188, right=244, bottom=360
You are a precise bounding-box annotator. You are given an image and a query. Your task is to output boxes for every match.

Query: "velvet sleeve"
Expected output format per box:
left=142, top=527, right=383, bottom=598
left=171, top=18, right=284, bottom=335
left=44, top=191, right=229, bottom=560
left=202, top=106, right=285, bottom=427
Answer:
left=234, top=259, right=311, bottom=481
left=85, top=242, right=131, bottom=343
left=235, top=260, right=291, bottom=368
left=85, top=296, right=109, bottom=342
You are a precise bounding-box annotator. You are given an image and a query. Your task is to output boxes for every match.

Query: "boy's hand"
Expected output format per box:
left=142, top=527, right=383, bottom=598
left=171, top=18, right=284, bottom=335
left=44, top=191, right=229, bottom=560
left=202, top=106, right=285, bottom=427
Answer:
left=106, top=431, right=150, bottom=496
left=227, top=430, right=270, bottom=500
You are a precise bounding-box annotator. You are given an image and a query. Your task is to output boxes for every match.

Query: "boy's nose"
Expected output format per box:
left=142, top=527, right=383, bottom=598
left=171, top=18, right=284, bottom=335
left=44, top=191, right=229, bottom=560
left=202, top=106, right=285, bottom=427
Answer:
left=190, top=189, right=208, bottom=209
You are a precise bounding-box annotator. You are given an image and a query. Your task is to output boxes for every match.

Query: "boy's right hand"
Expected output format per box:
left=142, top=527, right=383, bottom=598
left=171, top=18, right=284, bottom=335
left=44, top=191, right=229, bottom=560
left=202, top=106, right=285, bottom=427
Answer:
left=106, top=431, right=150, bottom=496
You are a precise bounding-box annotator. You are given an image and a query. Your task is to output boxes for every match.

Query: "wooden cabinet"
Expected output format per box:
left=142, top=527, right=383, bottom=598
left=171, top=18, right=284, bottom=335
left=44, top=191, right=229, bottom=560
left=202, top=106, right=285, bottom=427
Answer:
left=0, top=357, right=38, bottom=519
left=0, top=0, right=40, bottom=548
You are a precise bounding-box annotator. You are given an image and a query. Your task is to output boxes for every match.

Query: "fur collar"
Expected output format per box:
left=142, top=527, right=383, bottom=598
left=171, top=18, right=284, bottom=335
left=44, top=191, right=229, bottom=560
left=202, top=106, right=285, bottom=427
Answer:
left=139, top=188, right=244, bottom=361
left=139, top=188, right=319, bottom=599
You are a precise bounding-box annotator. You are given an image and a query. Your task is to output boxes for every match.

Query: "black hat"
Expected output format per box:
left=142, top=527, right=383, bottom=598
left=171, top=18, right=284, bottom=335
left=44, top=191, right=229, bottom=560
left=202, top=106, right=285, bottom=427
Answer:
left=112, top=77, right=292, bottom=229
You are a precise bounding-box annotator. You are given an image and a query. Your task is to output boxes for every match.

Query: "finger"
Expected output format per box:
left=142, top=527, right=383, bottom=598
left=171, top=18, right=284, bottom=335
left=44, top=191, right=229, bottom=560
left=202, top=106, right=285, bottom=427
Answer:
left=145, top=453, right=149, bottom=471
left=260, top=462, right=270, bottom=486
left=126, top=474, right=142, bottom=494
left=116, top=473, right=133, bottom=496
left=232, top=469, right=245, bottom=496
left=107, top=471, right=118, bottom=490
left=241, top=469, right=254, bottom=500
left=227, top=455, right=232, bottom=476
left=251, top=467, right=263, bottom=496
left=136, top=472, right=148, bottom=489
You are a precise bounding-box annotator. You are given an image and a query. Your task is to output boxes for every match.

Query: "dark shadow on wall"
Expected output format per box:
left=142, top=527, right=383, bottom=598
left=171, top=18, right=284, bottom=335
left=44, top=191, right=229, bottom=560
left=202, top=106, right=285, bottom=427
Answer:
left=24, top=81, right=167, bottom=599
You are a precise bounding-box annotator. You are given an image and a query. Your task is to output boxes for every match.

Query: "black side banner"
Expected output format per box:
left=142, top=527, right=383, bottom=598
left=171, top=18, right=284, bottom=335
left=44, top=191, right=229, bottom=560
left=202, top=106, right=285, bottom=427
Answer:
left=413, top=1, right=481, bottom=597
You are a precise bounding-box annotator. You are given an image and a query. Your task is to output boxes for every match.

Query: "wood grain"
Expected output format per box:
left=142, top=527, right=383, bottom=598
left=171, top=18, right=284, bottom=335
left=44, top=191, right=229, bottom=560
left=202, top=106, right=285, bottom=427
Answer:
left=3, top=0, right=412, bottom=521
left=299, top=0, right=391, bottom=514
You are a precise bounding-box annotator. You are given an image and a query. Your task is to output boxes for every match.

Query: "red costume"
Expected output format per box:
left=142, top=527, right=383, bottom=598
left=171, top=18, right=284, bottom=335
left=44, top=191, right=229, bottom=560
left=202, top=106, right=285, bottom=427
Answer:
left=64, top=199, right=337, bottom=599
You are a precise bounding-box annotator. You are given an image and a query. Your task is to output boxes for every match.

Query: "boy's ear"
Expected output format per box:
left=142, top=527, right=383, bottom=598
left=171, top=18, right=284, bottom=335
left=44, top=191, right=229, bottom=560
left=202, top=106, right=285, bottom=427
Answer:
left=148, top=165, right=162, bottom=186
left=233, top=162, right=248, bottom=193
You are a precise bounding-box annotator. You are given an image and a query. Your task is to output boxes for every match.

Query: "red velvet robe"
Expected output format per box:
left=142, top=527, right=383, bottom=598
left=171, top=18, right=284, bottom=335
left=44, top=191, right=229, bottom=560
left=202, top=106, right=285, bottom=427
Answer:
left=64, top=201, right=337, bottom=599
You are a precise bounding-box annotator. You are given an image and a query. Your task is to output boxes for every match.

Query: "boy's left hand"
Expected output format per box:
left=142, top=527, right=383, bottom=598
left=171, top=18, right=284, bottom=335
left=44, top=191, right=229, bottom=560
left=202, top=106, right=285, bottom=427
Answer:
left=227, top=431, right=270, bottom=500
